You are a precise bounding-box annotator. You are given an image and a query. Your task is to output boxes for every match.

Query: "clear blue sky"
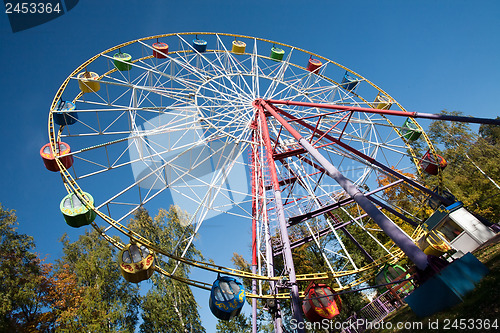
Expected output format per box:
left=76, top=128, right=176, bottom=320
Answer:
left=0, top=0, right=499, bottom=331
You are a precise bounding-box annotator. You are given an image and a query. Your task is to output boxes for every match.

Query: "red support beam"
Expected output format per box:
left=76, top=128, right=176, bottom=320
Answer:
left=256, top=103, right=305, bottom=331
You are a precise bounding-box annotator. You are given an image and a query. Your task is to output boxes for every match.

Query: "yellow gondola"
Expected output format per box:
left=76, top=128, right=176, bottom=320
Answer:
left=77, top=71, right=100, bottom=93
left=374, top=94, right=393, bottom=110
left=417, top=230, right=452, bottom=256
left=118, top=243, right=155, bottom=283
left=231, top=40, right=246, bottom=54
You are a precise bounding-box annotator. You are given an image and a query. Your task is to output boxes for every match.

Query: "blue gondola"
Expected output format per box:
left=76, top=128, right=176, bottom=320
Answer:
left=209, top=276, right=246, bottom=320
left=53, top=100, right=78, bottom=126
left=193, top=38, right=207, bottom=53
left=340, top=72, right=359, bottom=92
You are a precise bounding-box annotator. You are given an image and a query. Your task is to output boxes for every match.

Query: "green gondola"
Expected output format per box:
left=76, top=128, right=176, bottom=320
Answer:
left=60, top=192, right=96, bottom=228
left=270, top=47, right=285, bottom=61
left=113, top=52, right=132, bottom=71
left=375, top=263, right=414, bottom=296
left=401, top=118, right=422, bottom=141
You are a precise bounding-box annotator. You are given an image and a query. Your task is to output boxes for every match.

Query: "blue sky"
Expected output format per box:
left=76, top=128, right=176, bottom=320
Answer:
left=0, top=0, right=499, bottom=330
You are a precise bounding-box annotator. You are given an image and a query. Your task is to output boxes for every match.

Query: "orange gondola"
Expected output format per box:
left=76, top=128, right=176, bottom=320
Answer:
left=152, top=42, right=169, bottom=58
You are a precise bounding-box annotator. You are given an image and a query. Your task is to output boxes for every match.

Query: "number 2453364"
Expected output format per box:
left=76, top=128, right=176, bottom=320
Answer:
left=5, top=2, right=62, bottom=14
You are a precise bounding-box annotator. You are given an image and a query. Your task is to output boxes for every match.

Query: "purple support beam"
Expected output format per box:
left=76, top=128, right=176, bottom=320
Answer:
left=258, top=99, right=429, bottom=270
left=279, top=194, right=418, bottom=255
left=288, top=179, right=406, bottom=226
left=367, top=196, right=419, bottom=227
left=251, top=127, right=283, bottom=333
left=337, top=221, right=375, bottom=262
left=277, top=153, right=376, bottom=262
left=268, top=99, right=500, bottom=125
left=274, top=214, right=369, bottom=256
left=270, top=104, right=453, bottom=206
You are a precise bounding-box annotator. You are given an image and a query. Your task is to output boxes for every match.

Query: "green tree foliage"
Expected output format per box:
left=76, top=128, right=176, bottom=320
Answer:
left=55, top=229, right=140, bottom=332
left=479, top=118, right=500, bottom=145
left=215, top=313, right=251, bottom=332
left=128, top=206, right=205, bottom=333
left=377, top=168, right=434, bottom=225
left=425, top=112, right=500, bottom=223
left=373, top=168, right=435, bottom=270
left=0, top=204, right=54, bottom=332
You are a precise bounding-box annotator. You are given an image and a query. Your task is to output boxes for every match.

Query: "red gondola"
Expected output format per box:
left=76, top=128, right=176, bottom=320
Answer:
left=153, top=42, right=169, bottom=58
left=419, top=150, right=447, bottom=175
left=40, top=142, right=74, bottom=172
left=307, top=58, right=322, bottom=73
left=302, top=282, right=341, bottom=322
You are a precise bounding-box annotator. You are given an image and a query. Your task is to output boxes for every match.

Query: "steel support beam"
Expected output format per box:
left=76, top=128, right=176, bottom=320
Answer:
left=258, top=99, right=429, bottom=270
left=257, top=106, right=305, bottom=332
left=267, top=99, right=500, bottom=125
left=268, top=104, right=453, bottom=206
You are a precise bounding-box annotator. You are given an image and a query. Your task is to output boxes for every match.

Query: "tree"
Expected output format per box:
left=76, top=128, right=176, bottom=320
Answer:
left=0, top=204, right=54, bottom=332
left=128, top=206, right=205, bottom=333
left=479, top=118, right=500, bottom=145
left=215, top=313, right=251, bottom=332
left=425, top=111, right=500, bottom=223
left=376, top=167, right=434, bottom=226
left=55, top=229, right=140, bottom=332
left=44, top=263, right=86, bottom=331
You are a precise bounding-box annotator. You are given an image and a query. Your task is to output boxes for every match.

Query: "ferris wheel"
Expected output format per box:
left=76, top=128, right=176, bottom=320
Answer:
left=44, top=32, right=453, bottom=331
